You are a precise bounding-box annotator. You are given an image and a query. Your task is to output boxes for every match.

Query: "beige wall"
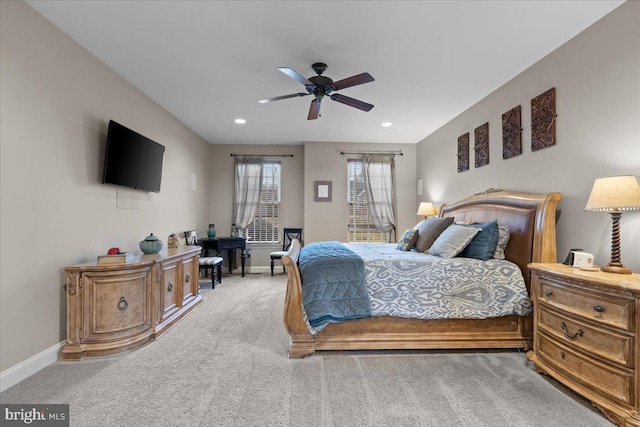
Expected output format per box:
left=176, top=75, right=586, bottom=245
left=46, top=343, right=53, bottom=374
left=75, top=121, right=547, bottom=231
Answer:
left=208, top=144, right=305, bottom=271
left=416, top=1, right=640, bottom=272
left=304, top=142, right=418, bottom=244
left=0, top=1, right=211, bottom=372
left=208, top=141, right=416, bottom=270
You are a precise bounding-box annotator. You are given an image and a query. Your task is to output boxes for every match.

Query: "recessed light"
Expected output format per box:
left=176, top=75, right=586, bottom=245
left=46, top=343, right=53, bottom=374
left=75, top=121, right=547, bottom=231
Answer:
left=234, top=118, right=246, bottom=124
left=381, top=122, right=392, bottom=127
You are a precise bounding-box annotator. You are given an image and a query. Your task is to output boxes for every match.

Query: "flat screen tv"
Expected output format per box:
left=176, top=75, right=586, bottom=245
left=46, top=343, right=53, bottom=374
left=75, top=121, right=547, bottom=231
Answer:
left=102, top=120, right=165, bottom=193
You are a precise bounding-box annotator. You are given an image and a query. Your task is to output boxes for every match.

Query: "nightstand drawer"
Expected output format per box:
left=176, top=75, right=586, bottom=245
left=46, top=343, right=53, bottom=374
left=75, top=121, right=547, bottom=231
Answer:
left=538, top=307, right=634, bottom=368
left=538, top=333, right=634, bottom=407
left=539, top=279, right=634, bottom=332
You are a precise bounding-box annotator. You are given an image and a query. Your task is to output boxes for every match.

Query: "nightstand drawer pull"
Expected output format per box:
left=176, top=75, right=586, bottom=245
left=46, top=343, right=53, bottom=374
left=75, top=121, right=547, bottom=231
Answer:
left=561, top=322, right=584, bottom=339
left=168, top=282, right=173, bottom=292
left=117, top=297, right=128, bottom=311
left=594, top=305, right=605, bottom=313
left=545, top=290, right=553, bottom=298
left=561, top=352, right=566, bottom=360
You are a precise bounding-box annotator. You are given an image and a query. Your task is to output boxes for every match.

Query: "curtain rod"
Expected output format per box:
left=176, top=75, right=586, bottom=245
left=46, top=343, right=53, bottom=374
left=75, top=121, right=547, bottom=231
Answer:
left=230, top=154, right=294, bottom=158
left=340, top=150, right=403, bottom=156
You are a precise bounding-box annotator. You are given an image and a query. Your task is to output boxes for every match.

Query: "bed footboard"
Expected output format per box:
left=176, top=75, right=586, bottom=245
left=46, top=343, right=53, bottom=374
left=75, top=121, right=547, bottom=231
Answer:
left=281, top=239, right=315, bottom=358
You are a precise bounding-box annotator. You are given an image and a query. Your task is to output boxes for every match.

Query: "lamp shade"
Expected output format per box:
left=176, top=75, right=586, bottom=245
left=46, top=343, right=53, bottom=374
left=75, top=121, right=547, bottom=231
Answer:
left=417, top=202, right=437, bottom=217
left=585, top=176, right=640, bottom=212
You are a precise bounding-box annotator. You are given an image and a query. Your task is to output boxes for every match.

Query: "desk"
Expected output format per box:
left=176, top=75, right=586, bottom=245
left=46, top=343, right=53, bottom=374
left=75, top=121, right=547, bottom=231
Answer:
left=199, top=237, right=247, bottom=277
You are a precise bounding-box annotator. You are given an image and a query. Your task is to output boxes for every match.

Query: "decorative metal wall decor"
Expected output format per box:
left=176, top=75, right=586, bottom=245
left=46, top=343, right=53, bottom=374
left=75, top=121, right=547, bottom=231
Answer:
left=457, top=133, right=469, bottom=173
left=502, top=105, right=522, bottom=159
left=474, top=122, right=489, bottom=168
left=531, top=87, right=557, bottom=151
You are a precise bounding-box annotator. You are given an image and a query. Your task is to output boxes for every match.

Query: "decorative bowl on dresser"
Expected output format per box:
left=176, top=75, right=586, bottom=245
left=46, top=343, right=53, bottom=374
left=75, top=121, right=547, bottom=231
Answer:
left=527, top=263, right=640, bottom=426
left=63, top=246, right=203, bottom=360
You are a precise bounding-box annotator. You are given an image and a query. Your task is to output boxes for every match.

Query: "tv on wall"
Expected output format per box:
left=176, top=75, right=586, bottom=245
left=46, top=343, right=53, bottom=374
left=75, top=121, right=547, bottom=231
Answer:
left=102, top=120, right=165, bottom=193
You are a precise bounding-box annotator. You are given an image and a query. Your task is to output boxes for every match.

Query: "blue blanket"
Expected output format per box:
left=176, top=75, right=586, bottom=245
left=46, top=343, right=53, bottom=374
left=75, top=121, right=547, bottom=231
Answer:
left=299, top=241, right=372, bottom=329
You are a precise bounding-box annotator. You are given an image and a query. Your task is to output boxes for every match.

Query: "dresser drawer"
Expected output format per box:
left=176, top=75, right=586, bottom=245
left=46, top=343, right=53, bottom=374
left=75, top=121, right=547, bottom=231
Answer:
left=538, top=307, right=634, bottom=368
left=539, top=279, right=634, bottom=332
left=538, top=333, right=634, bottom=407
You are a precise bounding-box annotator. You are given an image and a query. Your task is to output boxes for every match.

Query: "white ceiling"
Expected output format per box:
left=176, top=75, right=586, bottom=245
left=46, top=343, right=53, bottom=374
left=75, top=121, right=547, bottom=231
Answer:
left=26, top=1, right=624, bottom=145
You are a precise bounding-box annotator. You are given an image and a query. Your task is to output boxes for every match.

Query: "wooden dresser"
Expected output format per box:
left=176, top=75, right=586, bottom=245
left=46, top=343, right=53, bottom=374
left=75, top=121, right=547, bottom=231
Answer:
left=63, top=246, right=203, bottom=360
left=527, top=263, right=640, bottom=426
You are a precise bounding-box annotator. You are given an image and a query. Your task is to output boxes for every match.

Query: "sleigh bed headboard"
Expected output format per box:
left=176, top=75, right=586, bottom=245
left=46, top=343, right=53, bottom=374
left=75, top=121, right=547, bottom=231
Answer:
left=439, top=189, right=562, bottom=292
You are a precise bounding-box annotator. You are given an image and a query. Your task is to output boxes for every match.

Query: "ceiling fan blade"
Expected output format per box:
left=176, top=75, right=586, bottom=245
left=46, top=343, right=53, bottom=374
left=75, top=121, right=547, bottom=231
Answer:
left=333, top=72, right=374, bottom=91
left=330, top=94, right=374, bottom=112
left=278, top=67, right=314, bottom=86
left=258, top=93, right=308, bottom=103
left=308, top=99, right=321, bottom=120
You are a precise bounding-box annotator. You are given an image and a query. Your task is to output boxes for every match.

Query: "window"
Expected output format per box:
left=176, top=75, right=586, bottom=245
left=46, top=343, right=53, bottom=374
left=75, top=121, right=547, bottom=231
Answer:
left=243, top=161, right=281, bottom=244
left=347, top=159, right=389, bottom=243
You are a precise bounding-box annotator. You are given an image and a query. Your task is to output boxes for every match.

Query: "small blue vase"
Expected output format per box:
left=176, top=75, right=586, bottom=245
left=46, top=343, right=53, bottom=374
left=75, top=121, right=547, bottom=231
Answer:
left=207, top=224, right=216, bottom=238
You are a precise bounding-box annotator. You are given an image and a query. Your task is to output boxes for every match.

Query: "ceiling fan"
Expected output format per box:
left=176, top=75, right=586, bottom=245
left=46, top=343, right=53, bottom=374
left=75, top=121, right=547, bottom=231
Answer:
left=258, top=62, right=374, bottom=120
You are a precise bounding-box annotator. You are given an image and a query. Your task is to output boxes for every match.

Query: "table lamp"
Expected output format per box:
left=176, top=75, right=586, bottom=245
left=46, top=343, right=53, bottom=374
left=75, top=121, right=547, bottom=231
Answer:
left=417, top=202, right=437, bottom=219
left=585, top=175, right=640, bottom=274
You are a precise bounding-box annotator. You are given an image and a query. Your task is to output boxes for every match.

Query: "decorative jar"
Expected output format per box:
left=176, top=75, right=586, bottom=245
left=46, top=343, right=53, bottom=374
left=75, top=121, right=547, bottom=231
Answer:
left=207, top=224, right=217, bottom=238
left=167, top=233, right=179, bottom=249
left=139, top=233, right=163, bottom=254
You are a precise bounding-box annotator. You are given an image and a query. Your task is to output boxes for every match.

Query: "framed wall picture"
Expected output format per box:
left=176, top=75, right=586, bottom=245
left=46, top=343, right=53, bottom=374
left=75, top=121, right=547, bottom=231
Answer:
left=314, top=181, right=332, bottom=202
left=474, top=122, right=489, bottom=168
left=531, top=87, right=557, bottom=151
left=502, top=105, right=522, bottom=159
left=457, top=133, right=469, bottom=173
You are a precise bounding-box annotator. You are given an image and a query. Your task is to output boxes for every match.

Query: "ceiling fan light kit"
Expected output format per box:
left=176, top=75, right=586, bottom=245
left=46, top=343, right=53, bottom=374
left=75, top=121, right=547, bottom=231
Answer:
left=258, top=62, right=375, bottom=120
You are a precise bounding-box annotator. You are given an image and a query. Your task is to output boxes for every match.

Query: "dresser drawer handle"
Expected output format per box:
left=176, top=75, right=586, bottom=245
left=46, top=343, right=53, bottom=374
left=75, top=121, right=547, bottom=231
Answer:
left=561, top=352, right=566, bottom=360
left=185, top=274, right=191, bottom=283
left=561, top=322, right=584, bottom=339
left=544, top=290, right=553, bottom=298
left=117, top=297, right=128, bottom=311
left=593, top=305, right=605, bottom=313
left=168, top=282, right=174, bottom=292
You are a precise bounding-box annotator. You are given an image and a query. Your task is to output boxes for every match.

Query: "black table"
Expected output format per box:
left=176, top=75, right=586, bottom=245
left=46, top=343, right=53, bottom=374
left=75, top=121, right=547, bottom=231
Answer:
left=199, top=237, right=247, bottom=277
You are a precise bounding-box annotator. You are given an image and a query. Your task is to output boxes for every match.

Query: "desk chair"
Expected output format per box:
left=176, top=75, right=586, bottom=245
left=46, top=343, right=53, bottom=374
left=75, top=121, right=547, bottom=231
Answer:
left=270, top=228, right=303, bottom=276
left=184, top=230, right=223, bottom=288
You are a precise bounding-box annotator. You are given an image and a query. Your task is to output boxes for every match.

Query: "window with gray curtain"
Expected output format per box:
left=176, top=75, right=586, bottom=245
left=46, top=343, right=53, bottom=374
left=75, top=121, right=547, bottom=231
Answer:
left=347, top=158, right=396, bottom=243
left=234, top=157, right=281, bottom=244
left=245, top=161, right=281, bottom=243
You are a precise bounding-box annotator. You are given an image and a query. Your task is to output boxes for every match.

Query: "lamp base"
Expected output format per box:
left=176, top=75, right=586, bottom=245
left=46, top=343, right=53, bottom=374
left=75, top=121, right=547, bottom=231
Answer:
left=601, top=264, right=633, bottom=274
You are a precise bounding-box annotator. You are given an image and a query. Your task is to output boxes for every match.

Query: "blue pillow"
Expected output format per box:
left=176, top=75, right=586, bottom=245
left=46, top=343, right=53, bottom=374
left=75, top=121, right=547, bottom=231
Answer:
left=459, top=220, right=500, bottom=261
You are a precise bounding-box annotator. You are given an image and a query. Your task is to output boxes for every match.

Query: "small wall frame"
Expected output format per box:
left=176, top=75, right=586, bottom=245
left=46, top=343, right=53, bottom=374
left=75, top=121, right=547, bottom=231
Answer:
left=314, top=181, right=332, bottom=202
left=531, top=87, right=557, bottom=151
left=474, top=122, right=489, bottom=168
left=502, top=105, right=522, bottom=159
left=457, top=133, right=469, bottom=173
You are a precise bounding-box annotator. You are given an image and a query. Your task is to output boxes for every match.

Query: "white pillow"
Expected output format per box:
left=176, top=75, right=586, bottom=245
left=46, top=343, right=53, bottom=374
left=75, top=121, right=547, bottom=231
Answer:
left=428, top=224, right=480, bottom=258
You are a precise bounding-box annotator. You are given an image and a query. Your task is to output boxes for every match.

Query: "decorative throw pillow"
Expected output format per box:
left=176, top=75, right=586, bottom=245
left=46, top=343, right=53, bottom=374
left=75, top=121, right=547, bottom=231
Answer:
left=396, top=229, right=418, bottom=251
left=428, top=224, right=481, bottom=258
left=459, top=220, right=500, bottom=261
left=413, top=216, right=455, bottom=253
left=493, top=225, right=511, bottom=260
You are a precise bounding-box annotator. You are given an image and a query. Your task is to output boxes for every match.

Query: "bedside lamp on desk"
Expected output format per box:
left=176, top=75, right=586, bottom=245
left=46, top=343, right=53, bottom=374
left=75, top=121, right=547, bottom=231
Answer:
left=585, top=175, right=640, bottom=274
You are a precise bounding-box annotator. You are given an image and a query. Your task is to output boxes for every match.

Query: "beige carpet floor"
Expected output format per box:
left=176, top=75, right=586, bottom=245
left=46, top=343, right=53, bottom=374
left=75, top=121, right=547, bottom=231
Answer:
left=1, top=273, right=613, bottom=426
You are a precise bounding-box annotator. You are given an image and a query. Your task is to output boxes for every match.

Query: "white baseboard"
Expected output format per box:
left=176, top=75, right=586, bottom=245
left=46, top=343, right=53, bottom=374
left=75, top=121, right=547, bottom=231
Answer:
left=245, top=266, right=272, bottom=274
left=0, top=341, right=64, bottom=392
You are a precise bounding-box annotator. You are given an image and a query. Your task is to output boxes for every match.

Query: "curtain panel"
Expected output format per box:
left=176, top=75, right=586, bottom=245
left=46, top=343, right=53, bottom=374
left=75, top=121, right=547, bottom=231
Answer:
left=362, top=154, right=397, bottom=241
left=233, top=156, right=264, bottom=231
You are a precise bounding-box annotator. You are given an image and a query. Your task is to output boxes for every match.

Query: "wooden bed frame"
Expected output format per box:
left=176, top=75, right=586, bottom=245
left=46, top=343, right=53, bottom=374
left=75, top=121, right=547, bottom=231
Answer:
left=282, top=189, right=562, bottom=358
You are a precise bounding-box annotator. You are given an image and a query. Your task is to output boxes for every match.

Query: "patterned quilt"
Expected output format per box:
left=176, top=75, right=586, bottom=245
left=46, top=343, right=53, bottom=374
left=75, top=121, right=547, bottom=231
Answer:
left=346, top=243, right=532, bottom=319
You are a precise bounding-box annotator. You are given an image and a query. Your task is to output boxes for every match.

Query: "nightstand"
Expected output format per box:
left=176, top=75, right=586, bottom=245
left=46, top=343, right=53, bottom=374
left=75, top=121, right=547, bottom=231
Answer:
left=527, top=263, right=640, bottom=427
